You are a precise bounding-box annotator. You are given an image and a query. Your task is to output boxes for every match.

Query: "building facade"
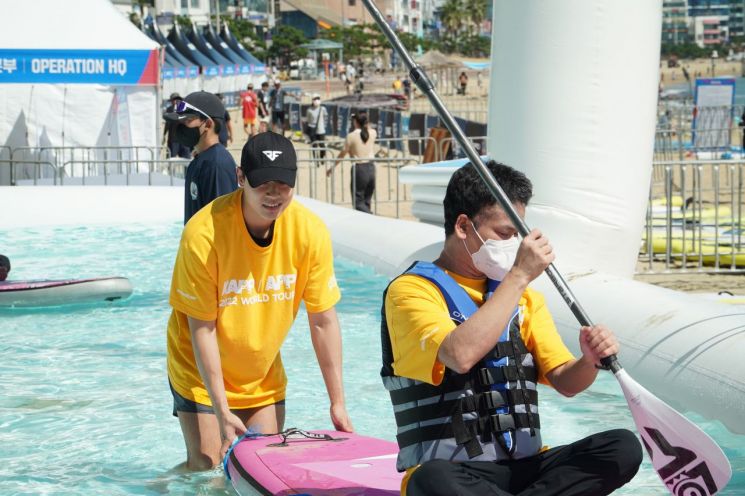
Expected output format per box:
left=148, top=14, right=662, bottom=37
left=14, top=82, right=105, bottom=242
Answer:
left=662, top=0, right=690, bottom=44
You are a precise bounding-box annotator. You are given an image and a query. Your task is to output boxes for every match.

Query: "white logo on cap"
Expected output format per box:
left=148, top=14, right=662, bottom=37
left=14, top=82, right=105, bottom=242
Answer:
left=263, top=150, right=282, bottom=161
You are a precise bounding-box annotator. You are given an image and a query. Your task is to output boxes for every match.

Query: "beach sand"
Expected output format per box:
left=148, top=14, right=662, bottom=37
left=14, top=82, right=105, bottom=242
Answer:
left=659, top=56, right=743, bottom=84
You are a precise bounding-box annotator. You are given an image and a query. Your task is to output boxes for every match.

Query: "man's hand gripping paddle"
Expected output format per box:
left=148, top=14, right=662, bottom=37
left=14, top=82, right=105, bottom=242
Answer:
left=361, top=0, right=732, bottom=493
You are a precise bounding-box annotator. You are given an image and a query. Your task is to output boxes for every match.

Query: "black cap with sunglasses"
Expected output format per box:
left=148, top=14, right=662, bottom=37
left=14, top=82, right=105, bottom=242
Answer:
left=163, top=91, right=225, bottom=122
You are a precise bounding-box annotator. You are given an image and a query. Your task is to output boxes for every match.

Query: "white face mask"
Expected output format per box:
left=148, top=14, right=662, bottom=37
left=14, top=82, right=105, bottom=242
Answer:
left=464, top=221, right=519, bottom=281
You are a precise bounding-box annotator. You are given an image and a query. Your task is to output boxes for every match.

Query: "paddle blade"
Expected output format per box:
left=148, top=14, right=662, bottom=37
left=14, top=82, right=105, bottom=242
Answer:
left=615, top=369, right=732, bottom=495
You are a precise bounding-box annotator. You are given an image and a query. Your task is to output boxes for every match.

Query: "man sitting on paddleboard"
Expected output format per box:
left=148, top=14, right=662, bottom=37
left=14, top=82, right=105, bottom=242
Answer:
left=166, top=132, right=354, bottom=471
left=381, top=161, right=642, bottom=495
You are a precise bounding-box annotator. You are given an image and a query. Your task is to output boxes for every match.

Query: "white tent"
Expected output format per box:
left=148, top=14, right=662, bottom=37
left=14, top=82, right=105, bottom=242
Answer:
left=0, top=0, right=160, bottom=184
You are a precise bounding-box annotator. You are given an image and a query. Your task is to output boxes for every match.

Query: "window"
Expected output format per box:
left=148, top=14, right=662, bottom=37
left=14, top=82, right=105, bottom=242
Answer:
left=181, top=0, right=188, bottom=8
left=191, top=0, right=200, bottom=8
left=348, top=0, right=356, bottom=6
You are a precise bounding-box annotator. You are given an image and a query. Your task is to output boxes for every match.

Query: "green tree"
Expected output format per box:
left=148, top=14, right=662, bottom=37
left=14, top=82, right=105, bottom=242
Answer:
left=440, top=0, right=466, bottom=39
left=267, top=25, right=309, bottom=65
left=318, top=24, right=379, bottom=59
left=174, top=15, right=192, bottom=29
left=465, top=0, right=488, bottom=36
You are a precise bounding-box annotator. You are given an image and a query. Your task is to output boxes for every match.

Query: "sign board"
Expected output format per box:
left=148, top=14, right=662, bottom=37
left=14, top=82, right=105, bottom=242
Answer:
left=0, top=49, right=159, bottom=85
left=693, top=78, right=736, bottom=149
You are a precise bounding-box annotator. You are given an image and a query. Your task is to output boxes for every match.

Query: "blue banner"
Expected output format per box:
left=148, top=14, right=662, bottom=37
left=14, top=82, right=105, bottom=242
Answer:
left=0, top=49, right=158, bottom=85
left=378, top=111, right=387, bottom=139
left=337, top=106, right=350, bottom=139
left=289, top=103, right=301, bottom=131
left=392, top=111, right=403, bottom=150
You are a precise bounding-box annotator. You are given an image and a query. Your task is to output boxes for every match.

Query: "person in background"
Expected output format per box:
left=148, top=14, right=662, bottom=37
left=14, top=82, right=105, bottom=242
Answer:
left=166, top=132, right=353, bottom=471
left=403, top=76, right=412, bottom=104
left=458, top=71, right=469, bottom=95
left=305, top=94, right=328, bottom=166
left=215, top=93, right=233, bottom=147
left=354, top=75, right=365, bottom=95
left=328, top=112, right=377, bottom=214
left=257, top=120, right=269, bottom=134
left=163, top=91, right=238, bottom=224
left=0, top=254, right=10, bottom=282
left=269, top=80, right=287, bottom=136
left=392, top=75, right=403, bottom=95
left=163, top=93, right=191, bottom=159
left=241, top=83, right=259, bottom=138
left=381, top=161, right=642, bottom=496
left=257, top=81, right=270, bottom=124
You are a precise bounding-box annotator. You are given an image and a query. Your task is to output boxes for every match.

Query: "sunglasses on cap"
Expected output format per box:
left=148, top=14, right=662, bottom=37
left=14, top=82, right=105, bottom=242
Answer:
left=175, top=100, right=210, bottom=120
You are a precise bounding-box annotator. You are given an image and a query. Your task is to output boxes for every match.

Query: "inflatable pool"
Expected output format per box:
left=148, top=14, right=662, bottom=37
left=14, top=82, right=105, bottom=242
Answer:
left=0, top=277, right=133, bottom=308
left=225, top=428, right=402, bottom=495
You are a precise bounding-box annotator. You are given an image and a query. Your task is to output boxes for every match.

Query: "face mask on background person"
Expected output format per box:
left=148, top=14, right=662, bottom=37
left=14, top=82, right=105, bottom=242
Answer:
left=173, top=122, right=204, bottom=149
left=464, top=220, right=520, bottom=281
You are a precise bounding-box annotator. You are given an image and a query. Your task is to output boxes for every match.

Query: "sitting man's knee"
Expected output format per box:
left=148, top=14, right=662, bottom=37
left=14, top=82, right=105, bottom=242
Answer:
left=609, top=429, right=643, bottom=479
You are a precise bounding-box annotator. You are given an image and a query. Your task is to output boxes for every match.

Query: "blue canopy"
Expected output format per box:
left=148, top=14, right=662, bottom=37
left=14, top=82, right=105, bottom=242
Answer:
left=186, top=25, right=235, bottom=76
left=204, top=24, right=251, bottom=75
left=168, top=23, right=220, bottom=76
left=220, top=24, right=265, bottom=74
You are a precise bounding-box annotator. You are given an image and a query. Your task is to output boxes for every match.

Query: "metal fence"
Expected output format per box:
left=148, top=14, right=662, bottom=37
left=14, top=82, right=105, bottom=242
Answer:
left=295, top=154, right=418, bottom=219
left=4, top=146, right=165, bottom=185
left=640, top=158, right=745, bottom=274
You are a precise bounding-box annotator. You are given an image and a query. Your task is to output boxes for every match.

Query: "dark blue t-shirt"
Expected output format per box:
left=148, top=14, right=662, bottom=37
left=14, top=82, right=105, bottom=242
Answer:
left=184, top=143, right=237, bottom=224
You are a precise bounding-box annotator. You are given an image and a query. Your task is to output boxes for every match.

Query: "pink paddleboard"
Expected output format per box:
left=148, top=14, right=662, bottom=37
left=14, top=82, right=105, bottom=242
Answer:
left=226, top=429, right=403, bottom=495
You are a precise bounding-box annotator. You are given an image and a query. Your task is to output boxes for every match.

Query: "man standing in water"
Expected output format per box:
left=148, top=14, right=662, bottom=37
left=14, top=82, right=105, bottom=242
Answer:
left=381, top=161, right=642, bottom=495
left=164, top=91, right=237, bottom=223
left=167, top=132, right=353, bottom=471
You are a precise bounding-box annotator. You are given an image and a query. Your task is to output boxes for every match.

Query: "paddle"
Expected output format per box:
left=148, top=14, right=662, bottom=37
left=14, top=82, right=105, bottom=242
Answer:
left=361, top=0, right=732, bottom=493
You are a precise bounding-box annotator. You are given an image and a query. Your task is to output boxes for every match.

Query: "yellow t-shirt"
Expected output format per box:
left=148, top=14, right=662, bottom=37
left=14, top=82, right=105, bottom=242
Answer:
left=384, top=269, right=574, bottom=387
left=166, top=190, right=341, bottom=409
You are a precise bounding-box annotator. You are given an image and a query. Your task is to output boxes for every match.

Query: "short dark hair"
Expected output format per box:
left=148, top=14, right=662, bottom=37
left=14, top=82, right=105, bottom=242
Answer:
left=0, top=254, right=10, bottom=271
left=211, top=117, right=223, bottom=135
left=443, top=160, right=533, bottom=236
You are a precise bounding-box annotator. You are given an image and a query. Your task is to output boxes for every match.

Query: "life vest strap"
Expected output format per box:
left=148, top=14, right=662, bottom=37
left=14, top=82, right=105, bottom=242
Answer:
left=479, top=365, right=537, bottom=385
left=393, top=389, right=539, bottom=426
left=484, top=412, right=541, bottom=433
left=490, top=339, right=528, bottom=358
left=396, top=412, right=542, bottom=450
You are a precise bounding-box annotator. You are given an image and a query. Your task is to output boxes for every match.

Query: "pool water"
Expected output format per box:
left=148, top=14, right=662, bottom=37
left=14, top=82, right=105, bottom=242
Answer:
left=1, top=222, right=743, bottom=495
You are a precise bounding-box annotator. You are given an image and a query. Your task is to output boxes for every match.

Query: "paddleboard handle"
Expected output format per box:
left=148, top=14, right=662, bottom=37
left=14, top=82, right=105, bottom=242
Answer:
left=267, top=427, right=348, bottom=447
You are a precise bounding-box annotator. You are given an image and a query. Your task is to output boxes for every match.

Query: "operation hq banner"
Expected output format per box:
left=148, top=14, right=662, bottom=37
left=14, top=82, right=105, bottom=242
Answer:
left=693, top=78, right=736, bottom=150
left=0, top=49, right=159, bottom=85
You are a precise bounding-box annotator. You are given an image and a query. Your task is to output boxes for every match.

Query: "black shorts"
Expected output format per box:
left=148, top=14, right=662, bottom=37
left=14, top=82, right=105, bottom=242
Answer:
left=169, top=380, right=285, bottom=417
left=271, top=110, right=285, bottom=125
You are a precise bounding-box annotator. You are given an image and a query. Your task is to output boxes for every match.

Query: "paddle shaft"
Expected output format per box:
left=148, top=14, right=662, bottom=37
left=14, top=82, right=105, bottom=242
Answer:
left=362, top=0, right=619, bottom=373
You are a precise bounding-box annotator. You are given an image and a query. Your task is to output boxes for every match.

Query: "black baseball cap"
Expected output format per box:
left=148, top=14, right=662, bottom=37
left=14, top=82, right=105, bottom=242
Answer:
left=241, top=132, right=297, bottom=188
left=163, top=91, right=225, bottom=122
